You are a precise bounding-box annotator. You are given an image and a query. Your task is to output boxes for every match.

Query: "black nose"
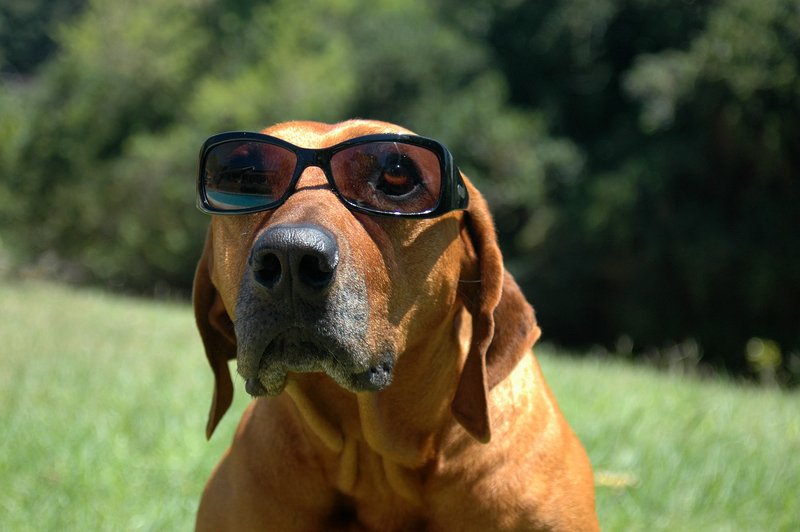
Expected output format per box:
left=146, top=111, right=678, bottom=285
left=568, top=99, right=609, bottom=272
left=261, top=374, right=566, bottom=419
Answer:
left=249, top=225, right=339, bottom=296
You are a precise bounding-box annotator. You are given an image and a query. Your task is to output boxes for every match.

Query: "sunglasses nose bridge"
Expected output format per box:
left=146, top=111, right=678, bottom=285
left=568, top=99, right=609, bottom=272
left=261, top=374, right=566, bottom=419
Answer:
left=293, top=157, right=336, bottom=192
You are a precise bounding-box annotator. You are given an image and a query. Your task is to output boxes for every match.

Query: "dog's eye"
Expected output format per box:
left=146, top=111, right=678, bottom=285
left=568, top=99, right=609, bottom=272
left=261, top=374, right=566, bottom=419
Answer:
left=376, top=155, right=422, bottom=198
left=330, top=142, right=440, bottom=214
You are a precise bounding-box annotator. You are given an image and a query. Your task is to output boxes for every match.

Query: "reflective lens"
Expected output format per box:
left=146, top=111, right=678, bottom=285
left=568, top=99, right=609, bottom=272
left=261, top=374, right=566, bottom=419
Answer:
left=199, top=136, right=448, bottom=216
left=331, top=142, right=442, bottom=214
left=203, top=141, right=297, bottom=211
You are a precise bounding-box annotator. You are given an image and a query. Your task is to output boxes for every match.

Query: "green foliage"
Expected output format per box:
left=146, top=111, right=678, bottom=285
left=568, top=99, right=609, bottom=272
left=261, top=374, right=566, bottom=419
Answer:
left=1, top=0, right=550, bottom=294
left=1, top=0, right=798, bottom=373
left=1, top=281, right=798, bottom=530
left=480, top=0, right=800, bottom=372
left=0, top=0, right=86, bottom=75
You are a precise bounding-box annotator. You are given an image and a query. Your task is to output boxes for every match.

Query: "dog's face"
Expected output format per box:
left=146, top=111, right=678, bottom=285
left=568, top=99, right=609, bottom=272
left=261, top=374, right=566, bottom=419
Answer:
left=195, top=120, right=538, bottom=443
left=204, top=120, right=475, bottom=398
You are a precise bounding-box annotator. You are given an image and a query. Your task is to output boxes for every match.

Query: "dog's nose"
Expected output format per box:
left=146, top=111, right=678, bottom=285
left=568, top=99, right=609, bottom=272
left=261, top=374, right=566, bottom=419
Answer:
left=250, top=225, right=339, bottom=296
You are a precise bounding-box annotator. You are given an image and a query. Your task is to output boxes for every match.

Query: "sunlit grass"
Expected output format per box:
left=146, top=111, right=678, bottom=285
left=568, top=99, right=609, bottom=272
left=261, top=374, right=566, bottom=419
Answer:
left=539, top=349, right=800, bottom=531
left=1, top=280, right=798, bottom=531
left=0, top=280, right=251, bottom=531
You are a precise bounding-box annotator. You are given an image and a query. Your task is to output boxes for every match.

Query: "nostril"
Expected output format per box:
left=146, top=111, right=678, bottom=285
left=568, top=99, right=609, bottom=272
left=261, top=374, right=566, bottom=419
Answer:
left=298, top=254, right=334, bottom=288
left=249, top=225, right=339, bottom=294
left=254, top=252, right=282, bottom=289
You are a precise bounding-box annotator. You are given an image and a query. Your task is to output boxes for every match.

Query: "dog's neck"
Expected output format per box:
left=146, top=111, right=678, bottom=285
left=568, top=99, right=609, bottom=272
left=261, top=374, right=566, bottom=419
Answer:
left=280, top=305, right=471, bottom=503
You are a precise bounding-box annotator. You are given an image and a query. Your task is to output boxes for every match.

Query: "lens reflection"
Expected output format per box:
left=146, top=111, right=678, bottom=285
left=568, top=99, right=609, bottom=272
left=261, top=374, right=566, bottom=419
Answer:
left=204, top=141, right=297, bottom=210
left=330, top=142, right=442, bottom=214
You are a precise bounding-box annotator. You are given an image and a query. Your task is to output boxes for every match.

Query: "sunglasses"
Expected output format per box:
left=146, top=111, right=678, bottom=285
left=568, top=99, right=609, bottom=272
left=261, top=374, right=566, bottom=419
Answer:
left=196, top=132, right=469, bottom=218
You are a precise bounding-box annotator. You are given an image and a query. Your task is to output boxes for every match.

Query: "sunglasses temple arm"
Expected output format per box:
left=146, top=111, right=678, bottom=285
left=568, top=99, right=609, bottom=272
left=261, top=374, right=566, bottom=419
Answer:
left=452, top=160, right=469, bottom=211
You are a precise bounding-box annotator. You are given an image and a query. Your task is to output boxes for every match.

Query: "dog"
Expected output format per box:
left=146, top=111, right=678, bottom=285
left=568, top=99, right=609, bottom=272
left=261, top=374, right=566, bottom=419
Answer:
left=192, top=120, right=599, bottom=531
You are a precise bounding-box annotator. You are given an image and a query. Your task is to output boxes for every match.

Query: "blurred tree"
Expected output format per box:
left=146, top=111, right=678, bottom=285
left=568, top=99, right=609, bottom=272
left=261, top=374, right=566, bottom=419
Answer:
left=0, top=0, right=557, bottom=294
left=1, top=0, right=798, bottom=378
left=470, top=0, right=800, bottom=373
left=0, top=0, right=86, bottom=75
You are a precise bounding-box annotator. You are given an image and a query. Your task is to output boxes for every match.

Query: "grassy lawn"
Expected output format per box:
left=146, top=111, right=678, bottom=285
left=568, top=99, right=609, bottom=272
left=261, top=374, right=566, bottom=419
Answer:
left=1, top=280, right=797, bottom=531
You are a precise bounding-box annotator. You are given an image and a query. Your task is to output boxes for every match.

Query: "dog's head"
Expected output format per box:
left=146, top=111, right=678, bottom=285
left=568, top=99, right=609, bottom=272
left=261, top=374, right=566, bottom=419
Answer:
left=193, top=120, right=540, bottom=443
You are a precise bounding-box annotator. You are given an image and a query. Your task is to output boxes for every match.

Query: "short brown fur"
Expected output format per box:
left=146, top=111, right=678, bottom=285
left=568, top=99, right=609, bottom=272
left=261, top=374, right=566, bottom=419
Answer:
left=193, top=120, right=599, bottom=531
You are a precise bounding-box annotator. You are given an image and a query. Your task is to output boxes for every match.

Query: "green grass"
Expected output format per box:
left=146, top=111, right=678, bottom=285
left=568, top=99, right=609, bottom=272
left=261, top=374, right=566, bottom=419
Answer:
left=1, top=281, right=798, bottom=531
left=0, top=281, right=252, bottom=531
left=541, top=353, right=800, bottom=531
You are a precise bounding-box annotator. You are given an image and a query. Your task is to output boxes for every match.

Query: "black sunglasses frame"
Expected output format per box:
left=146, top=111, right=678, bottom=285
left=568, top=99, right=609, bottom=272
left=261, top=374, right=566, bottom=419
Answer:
left=196, top=131, right=469, bottom=218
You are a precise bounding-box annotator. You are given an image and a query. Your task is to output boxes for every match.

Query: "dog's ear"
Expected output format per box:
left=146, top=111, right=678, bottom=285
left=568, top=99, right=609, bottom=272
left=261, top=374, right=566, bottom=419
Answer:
left=451, top=183, right=541, bottom=444
left=193, top=228, right=237, bottom=440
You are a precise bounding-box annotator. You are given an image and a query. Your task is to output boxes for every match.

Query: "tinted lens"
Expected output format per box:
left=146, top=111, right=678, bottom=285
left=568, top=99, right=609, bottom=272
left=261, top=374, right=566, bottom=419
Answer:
left=203, top=141, right=297, bottom=211
left=330, top=142, right=442, bottom=214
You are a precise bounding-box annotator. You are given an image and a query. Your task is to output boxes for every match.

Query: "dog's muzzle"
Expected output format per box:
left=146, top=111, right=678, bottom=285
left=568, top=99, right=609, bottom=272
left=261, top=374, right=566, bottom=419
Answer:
left=234, top=224, right=394, bottom=396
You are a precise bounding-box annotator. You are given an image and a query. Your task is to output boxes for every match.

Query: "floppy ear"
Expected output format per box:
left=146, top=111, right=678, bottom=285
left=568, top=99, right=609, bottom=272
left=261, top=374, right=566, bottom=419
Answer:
left=450, top=184, right=541, bottom=444
left=193, top=228, right=237, bottom=440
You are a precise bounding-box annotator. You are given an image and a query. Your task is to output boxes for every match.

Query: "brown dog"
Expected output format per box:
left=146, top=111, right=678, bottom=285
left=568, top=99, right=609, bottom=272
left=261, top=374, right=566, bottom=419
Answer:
left=192, top=120, right=599, bottom=531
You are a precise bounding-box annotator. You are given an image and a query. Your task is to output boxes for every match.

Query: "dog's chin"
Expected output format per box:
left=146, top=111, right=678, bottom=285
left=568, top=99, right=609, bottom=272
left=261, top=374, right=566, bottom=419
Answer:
left=240, top=331, right=395, bottom=398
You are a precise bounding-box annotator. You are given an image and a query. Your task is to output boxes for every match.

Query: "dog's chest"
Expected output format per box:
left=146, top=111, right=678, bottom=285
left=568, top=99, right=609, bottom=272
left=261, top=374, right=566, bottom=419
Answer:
left=325, top=498, right=429, bottom=532
left=314, top=439, right=437, bottom=531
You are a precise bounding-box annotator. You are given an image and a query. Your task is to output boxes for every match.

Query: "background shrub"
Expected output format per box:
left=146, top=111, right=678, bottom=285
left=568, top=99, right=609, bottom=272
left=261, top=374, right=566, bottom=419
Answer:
left=1, top=0, right=798, bottom=378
